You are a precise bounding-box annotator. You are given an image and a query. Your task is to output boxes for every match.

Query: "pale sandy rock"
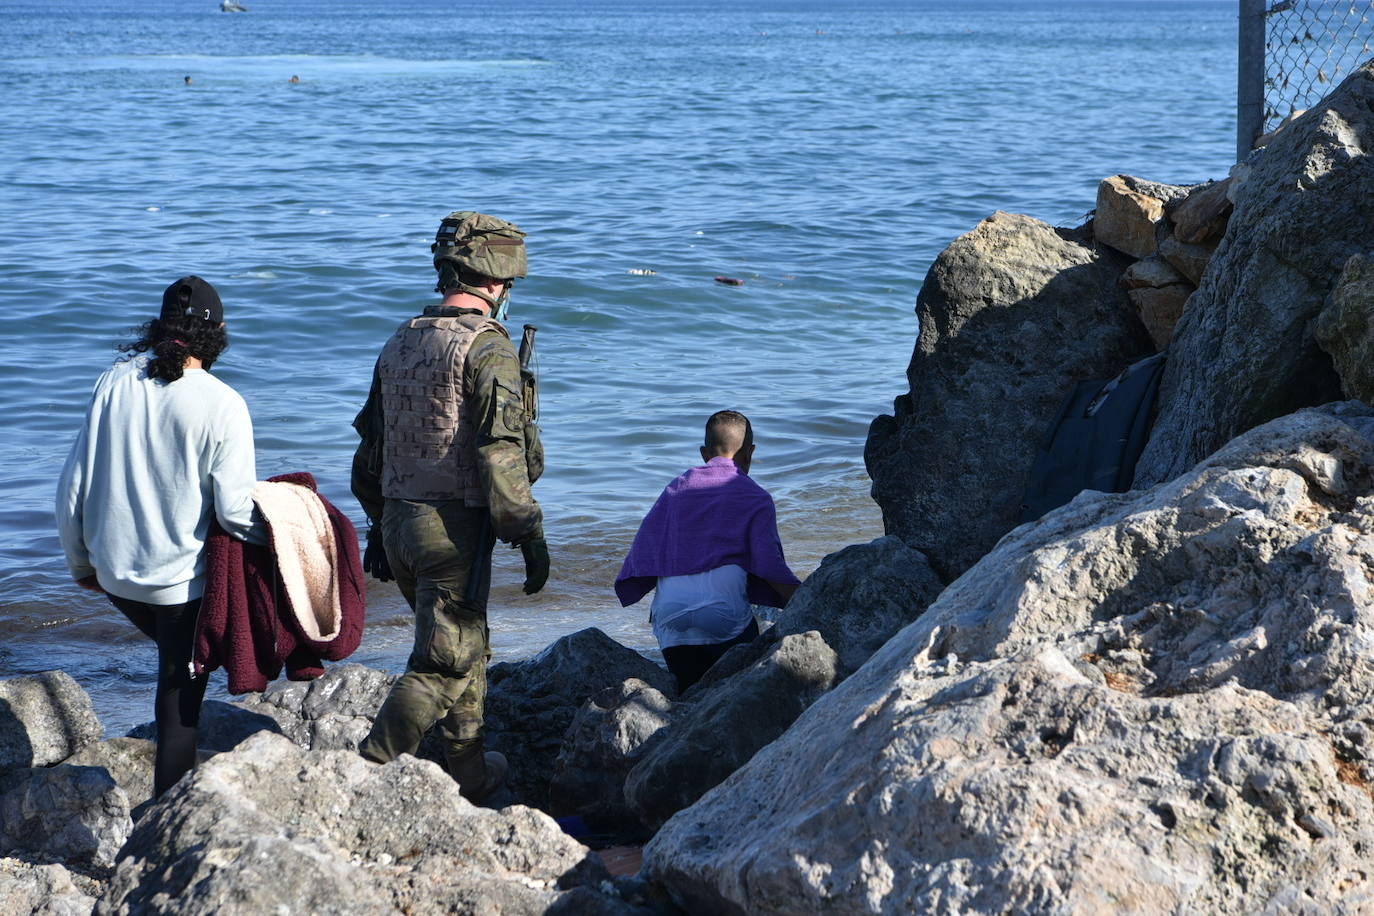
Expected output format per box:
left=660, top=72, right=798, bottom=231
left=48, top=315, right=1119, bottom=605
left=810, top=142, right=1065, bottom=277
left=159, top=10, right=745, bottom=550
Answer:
left=1159, top=233, right=1217, bottom=286
left=1314, top=253, right=1374, bottom=403
left=644, top=405, right=1374, bottom=914
left=0, top=671, right=102, bottom=769
left=1171, top=178, right=1233, bottom=244
left=1121, top=255, right=1187, bottom=290
left=97, top=732, right=627, bottom=915
left=1094, top=174, right=1167, bottom=258
left=1128, top=285, right=1192, bottom=349
left=866, top=211, right=1150, bottom=580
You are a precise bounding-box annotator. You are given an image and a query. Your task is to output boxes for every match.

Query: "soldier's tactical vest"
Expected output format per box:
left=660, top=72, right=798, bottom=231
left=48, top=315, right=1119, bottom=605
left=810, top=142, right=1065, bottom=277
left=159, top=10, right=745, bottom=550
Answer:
left=378, top=312, right=509, bottom=504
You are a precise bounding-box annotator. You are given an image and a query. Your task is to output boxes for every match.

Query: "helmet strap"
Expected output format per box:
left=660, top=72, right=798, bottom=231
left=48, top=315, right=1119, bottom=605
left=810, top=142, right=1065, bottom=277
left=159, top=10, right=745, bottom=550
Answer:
left=437, top=278, right=511, bottom=320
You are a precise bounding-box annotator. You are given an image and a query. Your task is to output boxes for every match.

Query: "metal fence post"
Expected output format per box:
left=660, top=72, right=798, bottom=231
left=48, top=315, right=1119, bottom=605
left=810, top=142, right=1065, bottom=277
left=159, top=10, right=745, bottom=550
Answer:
left=1237, top=0, right=1267, bottom=160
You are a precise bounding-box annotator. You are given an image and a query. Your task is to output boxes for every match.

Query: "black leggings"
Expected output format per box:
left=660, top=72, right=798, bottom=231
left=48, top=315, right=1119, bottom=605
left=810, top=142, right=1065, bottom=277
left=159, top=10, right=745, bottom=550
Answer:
left=109, top=595, right=208, bottom=797
left=661, top=617, right=760, bottom=694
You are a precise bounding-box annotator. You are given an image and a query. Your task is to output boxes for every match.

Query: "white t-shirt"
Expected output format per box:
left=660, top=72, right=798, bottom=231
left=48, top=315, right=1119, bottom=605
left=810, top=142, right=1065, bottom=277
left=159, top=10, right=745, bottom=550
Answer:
left=56, top=357, right=261, bottom=605
left=651, top=564, right=753, bottom=650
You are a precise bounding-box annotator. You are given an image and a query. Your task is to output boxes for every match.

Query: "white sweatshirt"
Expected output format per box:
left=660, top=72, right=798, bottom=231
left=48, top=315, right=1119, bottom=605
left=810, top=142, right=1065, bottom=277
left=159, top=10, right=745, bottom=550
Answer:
left=56, top=357, right=260, bottom=605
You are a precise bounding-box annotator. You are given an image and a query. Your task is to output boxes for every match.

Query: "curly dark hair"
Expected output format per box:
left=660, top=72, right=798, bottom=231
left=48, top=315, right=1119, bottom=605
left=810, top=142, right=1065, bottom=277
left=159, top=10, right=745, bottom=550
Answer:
left=118, top=315, right=229, bottom=383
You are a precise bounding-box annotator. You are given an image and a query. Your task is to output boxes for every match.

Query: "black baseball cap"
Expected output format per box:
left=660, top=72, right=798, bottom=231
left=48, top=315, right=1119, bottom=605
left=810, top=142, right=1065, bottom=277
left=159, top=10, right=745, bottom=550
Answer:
left=160, top=276, right=223, bottom=323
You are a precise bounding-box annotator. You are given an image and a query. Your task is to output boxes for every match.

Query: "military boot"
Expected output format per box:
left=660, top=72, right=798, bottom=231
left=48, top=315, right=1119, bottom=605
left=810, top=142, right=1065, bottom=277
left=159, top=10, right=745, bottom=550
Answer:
left=444, top=738, right=508, bottom=804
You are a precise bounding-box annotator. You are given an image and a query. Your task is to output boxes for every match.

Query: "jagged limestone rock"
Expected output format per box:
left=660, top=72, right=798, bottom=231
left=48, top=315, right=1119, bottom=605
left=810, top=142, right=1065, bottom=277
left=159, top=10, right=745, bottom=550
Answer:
left=232, top=662, right=393, bottom=751
left=127, top=699, right=281, bottom=752
left=97, top=732, right=625, bottom=915
left=0, top=858, right=96, bottom=916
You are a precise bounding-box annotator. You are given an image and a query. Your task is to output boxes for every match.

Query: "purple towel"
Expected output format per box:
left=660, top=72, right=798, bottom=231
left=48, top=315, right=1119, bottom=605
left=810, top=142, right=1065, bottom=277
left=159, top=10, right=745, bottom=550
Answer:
left=615, top=457, right=799, bottom=608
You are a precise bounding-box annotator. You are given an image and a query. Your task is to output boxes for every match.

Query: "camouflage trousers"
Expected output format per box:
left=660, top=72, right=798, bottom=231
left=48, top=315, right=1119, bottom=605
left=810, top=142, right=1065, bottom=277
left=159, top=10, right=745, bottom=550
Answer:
left=360, top=498, right=495, bottom=767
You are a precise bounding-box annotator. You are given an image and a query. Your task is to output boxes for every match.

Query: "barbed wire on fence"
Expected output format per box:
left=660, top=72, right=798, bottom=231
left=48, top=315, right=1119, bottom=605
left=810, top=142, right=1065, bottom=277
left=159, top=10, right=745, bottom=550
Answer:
left=1263, top=0, right=1374, bottom=130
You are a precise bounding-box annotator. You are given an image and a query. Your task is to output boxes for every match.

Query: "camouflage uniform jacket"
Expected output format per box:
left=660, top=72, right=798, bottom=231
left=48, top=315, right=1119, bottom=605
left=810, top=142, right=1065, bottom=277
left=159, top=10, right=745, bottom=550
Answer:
left=352, top=305, right=543, bottom=545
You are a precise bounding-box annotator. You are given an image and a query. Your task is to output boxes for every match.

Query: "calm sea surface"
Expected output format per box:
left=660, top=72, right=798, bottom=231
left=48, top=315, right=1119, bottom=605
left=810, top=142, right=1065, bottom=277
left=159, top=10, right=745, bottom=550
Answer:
left=1, top=0, right=1236, bottom=732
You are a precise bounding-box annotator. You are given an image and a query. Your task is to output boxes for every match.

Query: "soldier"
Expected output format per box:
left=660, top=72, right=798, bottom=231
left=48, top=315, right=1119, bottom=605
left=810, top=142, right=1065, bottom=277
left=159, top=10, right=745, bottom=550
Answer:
left=352, top=211, right=548, bottom=803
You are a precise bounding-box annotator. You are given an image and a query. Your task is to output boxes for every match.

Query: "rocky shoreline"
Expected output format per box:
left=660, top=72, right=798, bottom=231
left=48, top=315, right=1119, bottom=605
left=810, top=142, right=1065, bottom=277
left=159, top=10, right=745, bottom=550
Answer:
left=7, top=60, right=1374, bottom=916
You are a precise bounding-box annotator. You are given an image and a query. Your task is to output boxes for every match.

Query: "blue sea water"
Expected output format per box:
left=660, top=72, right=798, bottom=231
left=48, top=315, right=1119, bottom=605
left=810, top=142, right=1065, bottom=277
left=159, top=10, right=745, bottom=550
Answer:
left=0, top=0, right=1237, bottom=732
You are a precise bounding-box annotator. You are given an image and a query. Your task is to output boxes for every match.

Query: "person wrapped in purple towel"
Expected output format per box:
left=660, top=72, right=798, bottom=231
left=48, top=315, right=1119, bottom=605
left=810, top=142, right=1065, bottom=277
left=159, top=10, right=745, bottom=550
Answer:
left=615, top=410, right=800, bottom=692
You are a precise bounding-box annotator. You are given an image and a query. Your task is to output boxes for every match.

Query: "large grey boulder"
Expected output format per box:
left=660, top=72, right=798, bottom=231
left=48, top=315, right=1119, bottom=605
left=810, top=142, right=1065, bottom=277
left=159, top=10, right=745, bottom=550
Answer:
left=97, top=731, right=631, bottom=915
left=646, top=652, right=1374, bottom=915
left=769, top=535, right=943, bottom=677
left=485, top=627, right=676, bottom=808
left=0, top=766, right=130, bottom=867
left=0, top=671, right=102, bottom=769
left=625, top=631, right=839, bottom=831
left=60, top=738, right=155, bottom=809
left=1132, top=65, right=1374, bottom=487
left=866, top=210, right=1152, bottom=580
left=643, top=404, right=1374, bottom=914
left=549, top=678, right=675, bottom=836
left=233, top=662, right=393, bottom=750
left=0, top=858, right=96, bottom=916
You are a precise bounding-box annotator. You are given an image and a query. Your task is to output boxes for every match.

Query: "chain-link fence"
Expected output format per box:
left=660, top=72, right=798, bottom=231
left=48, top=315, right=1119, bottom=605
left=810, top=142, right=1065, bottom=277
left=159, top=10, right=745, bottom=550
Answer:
left=1238, top=0, right=1374, bottom=158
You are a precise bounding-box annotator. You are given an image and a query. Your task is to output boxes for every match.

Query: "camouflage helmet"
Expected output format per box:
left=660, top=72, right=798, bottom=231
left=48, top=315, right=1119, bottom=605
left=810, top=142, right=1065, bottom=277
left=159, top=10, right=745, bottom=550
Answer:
left=432, top=211, right=528, bottom=285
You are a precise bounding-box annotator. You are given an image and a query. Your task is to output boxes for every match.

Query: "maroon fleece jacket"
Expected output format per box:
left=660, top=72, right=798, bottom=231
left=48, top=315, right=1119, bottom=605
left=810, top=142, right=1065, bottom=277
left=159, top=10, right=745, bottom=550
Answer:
left=196, top=472, right=366, bottom=694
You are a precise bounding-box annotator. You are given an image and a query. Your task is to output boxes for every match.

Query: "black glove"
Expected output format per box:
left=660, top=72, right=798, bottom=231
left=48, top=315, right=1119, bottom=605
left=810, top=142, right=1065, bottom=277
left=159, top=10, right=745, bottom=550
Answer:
left=363, top=528, right=393, bottom=583
left=519, top=536, right=549, bottom=595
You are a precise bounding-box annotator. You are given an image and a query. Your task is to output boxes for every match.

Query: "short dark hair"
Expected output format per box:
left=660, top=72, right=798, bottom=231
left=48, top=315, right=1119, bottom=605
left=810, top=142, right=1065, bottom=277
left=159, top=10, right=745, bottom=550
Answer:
left=704, top=410, right=752, bottom=455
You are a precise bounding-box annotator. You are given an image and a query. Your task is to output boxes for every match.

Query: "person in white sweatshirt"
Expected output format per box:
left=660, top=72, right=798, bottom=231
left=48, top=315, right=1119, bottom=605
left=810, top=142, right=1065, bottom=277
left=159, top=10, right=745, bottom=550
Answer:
left=56, top=276, right=263, bottom=798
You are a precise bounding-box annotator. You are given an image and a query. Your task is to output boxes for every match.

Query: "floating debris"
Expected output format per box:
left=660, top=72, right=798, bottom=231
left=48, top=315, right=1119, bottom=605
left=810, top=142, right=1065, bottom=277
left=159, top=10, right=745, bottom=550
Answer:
left=714, top=276, right=745, bottom=286
left=627, top=268, right=657, bottom=276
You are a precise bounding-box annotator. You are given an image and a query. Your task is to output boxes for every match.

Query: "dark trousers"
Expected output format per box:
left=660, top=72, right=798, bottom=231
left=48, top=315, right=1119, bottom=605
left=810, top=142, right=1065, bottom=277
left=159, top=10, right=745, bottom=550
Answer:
left=661, top=617, right=760, bottom=694
left=109, top=594, right=208, bottom=797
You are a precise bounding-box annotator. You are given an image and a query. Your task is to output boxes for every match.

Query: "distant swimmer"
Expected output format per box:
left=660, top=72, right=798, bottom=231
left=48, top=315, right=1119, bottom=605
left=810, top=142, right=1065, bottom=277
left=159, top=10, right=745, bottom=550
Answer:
left=220, top=0, right=248, bottom=11
left=289, top=75, right=301, bottom=83
left=183, top=75, right=192, bottom=85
